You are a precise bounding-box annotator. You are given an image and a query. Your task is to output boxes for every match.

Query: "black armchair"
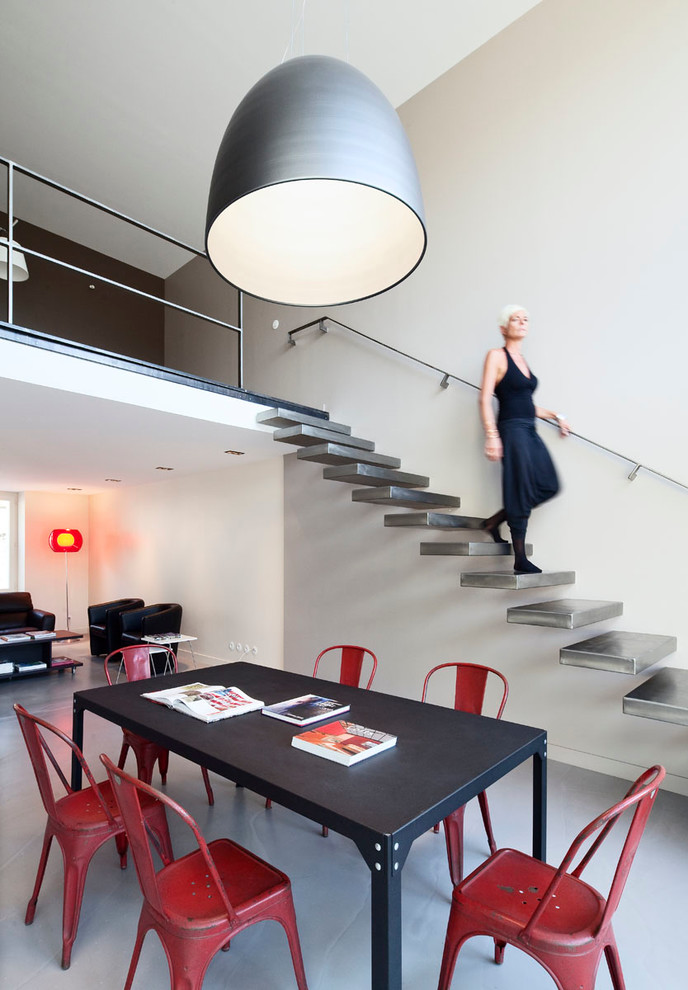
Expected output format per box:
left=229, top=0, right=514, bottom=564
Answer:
left=88, top=598, right=144, bottom=656
left=120, top=603, right=183, bottom=654
left=0, top=592, right=55, bottom=634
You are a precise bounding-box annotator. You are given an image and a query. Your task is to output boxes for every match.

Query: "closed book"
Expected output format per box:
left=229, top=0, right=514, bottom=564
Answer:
left=291, top=720, right=397, bottom=766
left=142, top=682, right=263, bottom=722
left=15, top=660, right=48, bottom=672
left=262, top=694, right=350, bottom=725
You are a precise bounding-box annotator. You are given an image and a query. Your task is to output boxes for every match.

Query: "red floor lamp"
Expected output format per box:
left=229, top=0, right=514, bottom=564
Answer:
left=48, top=529, right=83, bottom=631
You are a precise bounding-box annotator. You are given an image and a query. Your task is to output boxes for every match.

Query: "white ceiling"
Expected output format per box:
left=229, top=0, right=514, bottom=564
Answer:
left=0, top=0, right=542, bottom=494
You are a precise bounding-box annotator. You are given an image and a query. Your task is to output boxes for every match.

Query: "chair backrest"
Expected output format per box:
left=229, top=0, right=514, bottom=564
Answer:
left=313, top=644, right=378, bottom=690
left=522, top=764, right=666, bottom=941
left=14, top=703, right=114, bottom=827
left=100, top=753, right=235, bottom=923
left=104, top=644, right=177, bottom=685
left=421, top=662, right=509, bottom=719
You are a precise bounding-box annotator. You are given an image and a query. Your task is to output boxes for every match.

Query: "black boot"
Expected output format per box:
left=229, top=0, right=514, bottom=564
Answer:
left=512, top=535, right=541, bottom=574
left=482, top=509, right=508, bottom=544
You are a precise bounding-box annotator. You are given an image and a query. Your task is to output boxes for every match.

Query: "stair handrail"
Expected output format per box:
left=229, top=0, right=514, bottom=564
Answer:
left=287, top=315, right=687, bottom=494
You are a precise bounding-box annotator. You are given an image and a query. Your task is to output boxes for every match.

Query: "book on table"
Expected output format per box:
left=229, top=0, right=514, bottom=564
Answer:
left=0, top=632, right=32, bottom=642
left=142, top=682, right=263, bottom=723
left=291, top=720, right=397, bottom=766
left=262, top=693, right=350, bottom=725
left=28, top=630, right=57, bottom=640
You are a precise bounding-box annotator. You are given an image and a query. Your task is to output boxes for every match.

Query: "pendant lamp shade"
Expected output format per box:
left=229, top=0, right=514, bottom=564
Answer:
left=205, top=55, right=426, bottom=307
left=0, top=239, right=29, bottom=281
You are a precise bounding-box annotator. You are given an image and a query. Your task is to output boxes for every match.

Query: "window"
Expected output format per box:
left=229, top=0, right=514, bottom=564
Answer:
left=0, top=493, right=18, bottom=591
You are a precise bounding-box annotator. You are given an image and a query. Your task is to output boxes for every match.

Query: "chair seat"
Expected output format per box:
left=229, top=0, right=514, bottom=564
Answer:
left=56, top=778, right=163, bottom=834
left=457, top=848, right=606, bottom=949
left=158, top=838, right=290, bottom=930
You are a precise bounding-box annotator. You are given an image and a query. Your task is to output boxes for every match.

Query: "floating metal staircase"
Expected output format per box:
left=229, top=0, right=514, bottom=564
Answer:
left=462, top=571, right=576, bottom=590
left=297, top=443, right=401, bottom=469
left=561, top=631, right=677, bottom=674
left=622, top=668, right=688, bottom=725
left=383, top=511, right=485, bottom=529
left=260, top=406, right=680, bottom=722
left=353, top=488, right=461, bottom=510
left=507, top=599, right=623, bottom=629
left=420, top=542, right=531, bottom=556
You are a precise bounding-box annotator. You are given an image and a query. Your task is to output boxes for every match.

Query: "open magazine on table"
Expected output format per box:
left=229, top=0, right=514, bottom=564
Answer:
left=291, top=719, right=397, bottom=766
left=141, top=682, right=263, bottom=723
left=262, top=693, right=350, bottom=725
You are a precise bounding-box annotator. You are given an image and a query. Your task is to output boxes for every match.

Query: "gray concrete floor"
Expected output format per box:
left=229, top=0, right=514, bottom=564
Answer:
left=0, top=637, right=685, bottom=989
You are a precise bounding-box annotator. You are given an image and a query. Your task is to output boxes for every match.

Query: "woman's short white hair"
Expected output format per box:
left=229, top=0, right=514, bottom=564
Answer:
left=498, top=304, right=529, bottom=329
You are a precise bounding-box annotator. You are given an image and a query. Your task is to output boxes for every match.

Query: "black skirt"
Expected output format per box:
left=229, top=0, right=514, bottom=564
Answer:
left=500, top=418, right=559, bottom=527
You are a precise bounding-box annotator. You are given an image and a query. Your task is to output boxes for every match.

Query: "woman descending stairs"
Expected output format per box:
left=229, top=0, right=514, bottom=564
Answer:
left=257, top=406, right=680, bottom=725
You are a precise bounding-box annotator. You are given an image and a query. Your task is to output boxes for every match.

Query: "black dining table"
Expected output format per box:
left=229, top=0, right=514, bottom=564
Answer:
left=72, top=661, right=547, bottom=990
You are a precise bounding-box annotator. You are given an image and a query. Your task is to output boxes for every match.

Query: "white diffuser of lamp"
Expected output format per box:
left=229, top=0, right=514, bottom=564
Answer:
left=0, top=226, right=29, bottom=282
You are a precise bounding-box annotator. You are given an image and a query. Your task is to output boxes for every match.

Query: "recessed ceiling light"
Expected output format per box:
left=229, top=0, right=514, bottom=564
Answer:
left=224, top=450, right=245, bottom=455
left=155, top=466, right=174, bottom=471
left=105, top=478, right=121, bottom=483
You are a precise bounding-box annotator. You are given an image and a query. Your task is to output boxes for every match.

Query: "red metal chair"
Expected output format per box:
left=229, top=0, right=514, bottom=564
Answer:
left=422, top=662, right=509, bottom=885
left=313, top=644, right=378, bottom=690
left=266, top=644, right=378, bottom=835
left=100, top=753, right=309, bottom=990
left=104, top=644, right=214, bottom=805
left=437, top=764, right=665, bottom=990
left=13, top=703, right=172, bottom=970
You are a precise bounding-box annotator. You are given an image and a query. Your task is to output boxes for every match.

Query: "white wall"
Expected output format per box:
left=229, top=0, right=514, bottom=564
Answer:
left=22, top=491, right=90, bottom=629
left=234, top=0, right=688, bottom=793
left=88, top=458, right=284, bottom=669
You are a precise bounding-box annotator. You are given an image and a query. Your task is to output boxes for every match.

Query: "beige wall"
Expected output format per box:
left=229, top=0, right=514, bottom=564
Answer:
left=88, top=458, right=284, bottom=669
left=233, top=0, right=688, bottom=793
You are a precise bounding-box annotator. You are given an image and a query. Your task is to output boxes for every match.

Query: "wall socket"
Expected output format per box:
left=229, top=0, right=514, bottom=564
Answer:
left=228, top=641, right=258, bottom=656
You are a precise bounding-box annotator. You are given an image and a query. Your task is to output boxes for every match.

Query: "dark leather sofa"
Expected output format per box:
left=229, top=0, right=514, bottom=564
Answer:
left=120, top=603, right=183, bottom=653
left=88, top=598, right=144, bottom=656
left=0, top=592, right=55, bottom=634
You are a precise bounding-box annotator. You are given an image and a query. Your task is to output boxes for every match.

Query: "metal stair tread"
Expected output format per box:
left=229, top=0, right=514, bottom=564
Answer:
left=297, top=444, right=401, bottom=469
left=384, top=511, right=484, bottom=529
left=561, top=631, right=678, bottom=674
left=274, top=424, right=374, bottom=450
left=323, top=464, right=430, bottom=488
left=623, top=667, right=688, bottom=724
left=420, top=542, right=532, bottom=556
left=352, top=487, right=461, bottom=509
left=257, top=407, right=351, bottom=434
left=507, top=598, right=623, bottom=629
left=461, top=571, right=575, bottom=590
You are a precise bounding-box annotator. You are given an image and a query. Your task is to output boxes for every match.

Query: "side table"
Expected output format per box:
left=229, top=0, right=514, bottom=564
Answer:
left=142, top=633, right=197, bottom=668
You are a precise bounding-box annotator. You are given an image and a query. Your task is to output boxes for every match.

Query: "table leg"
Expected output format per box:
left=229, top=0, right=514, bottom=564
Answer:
left=357, top=833, right=403, bottom=990
left=532, top=739, right=547, bottom=861
left=71, top=697, right=84, bottom=790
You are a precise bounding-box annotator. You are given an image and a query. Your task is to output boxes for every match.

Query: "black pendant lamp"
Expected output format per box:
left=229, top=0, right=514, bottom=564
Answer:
left=205, top=55, right=426, bottom=307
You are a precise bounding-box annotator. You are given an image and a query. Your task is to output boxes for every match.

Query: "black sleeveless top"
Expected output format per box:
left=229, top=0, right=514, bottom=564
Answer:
left=494, top=347, right=537, bottom=423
